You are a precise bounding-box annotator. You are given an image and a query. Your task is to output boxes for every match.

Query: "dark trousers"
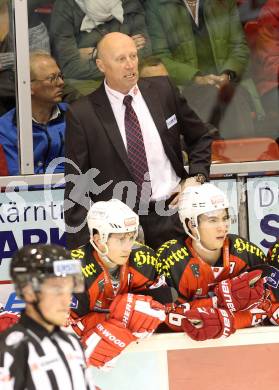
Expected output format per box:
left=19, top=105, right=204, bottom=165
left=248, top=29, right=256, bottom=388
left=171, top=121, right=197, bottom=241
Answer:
left=139, top=209, right=185, bottom=250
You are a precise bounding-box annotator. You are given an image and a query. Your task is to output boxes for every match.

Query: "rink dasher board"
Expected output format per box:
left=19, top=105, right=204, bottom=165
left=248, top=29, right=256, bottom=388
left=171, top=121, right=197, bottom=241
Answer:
left=90, top=327, right=279, bottom=390
left=0, top=180, right=238, bottom=284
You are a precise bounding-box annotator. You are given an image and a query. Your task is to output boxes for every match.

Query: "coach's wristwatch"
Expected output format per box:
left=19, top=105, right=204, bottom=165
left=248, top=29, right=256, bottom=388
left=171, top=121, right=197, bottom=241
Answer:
left=194, top=174, right=206, bottom=184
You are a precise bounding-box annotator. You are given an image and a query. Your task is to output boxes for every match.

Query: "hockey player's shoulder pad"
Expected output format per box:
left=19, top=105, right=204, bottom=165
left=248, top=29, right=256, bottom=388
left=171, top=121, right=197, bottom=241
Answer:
left=71, top=243, right=103, bottom=282
left=71, top=245, right=87, bottom=261
left=156, top=237, right=192, bottom=279
left=230, top=234, right=266, bottom=267
left=267, top=239, right=279, bottom=264
left=129, top=242, right=159, bottom=279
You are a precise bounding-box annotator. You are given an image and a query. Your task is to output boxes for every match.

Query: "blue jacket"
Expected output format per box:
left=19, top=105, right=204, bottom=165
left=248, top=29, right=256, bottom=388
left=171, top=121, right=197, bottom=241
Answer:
left=0, top=103, right=67, bottom=175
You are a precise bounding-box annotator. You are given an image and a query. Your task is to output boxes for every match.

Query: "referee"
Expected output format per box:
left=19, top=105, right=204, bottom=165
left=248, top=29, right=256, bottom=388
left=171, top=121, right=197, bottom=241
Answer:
left=0, top=244, right=98, bottom=390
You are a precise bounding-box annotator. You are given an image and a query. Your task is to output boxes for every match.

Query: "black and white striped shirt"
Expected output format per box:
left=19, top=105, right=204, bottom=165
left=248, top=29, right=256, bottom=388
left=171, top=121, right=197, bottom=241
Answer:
left=0, top=313, right=96, bottom=390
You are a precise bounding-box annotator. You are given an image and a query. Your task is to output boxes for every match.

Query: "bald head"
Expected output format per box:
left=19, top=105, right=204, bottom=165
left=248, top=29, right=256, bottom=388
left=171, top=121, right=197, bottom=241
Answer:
left=96, top=32, right=139, bottom=94
left=97, top=32, right=137, bottom=61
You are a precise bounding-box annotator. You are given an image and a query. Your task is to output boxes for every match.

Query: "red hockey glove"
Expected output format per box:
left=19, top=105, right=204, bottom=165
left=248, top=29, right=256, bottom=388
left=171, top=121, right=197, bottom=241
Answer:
left=82, top=319, right=136, bottom=368
left=182, top=307, right=235, bottom=341
left=214, top=270, right=264, bottom=312
left=267, top=302, right=279, bottom=325
left=109, top=293, right=166, bottom=338
left=233, top=290, right=272, bottom=329
left=262, top=291, right=279, bottom=326
left=0, top=310, right=20, bottom=332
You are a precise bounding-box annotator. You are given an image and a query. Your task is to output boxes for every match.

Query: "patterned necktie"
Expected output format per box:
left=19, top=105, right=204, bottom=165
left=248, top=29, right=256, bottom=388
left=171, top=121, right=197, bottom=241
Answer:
left=123, top=95, right=150, bottom=201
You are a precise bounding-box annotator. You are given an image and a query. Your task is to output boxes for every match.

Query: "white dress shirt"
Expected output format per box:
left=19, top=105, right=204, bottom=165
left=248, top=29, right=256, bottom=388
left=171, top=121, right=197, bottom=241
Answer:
left=105, top=81, right=180, bottom=201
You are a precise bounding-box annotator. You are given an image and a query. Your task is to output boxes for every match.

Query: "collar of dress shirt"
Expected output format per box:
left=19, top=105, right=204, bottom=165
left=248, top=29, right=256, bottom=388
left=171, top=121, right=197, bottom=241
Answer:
left=32, top=105, right=61, bottom=124
left=104, top=79, right=140, bottom=105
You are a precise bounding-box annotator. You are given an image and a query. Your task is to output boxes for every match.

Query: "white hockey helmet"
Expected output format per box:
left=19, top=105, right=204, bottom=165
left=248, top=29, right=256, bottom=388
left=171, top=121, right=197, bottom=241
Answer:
left=87, top=199, right=139, bottom=244
left=178, top=183, right=229, bottom=237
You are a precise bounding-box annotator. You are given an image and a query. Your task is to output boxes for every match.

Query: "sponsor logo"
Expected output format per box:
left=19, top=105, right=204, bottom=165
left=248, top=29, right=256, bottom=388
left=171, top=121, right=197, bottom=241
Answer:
left=71, top=249, right=85, bottom=259
left=122, top=294, right=133, bottom=327
left=190, top=264, right=200, bottom=278
left=81, top=262, right=97, bottom=278
left=210, top=195, right=224, bottom=206
left=53, top=260, right=81, bottom=276
left=265, top=266, right=279, bottom=289
left=220, top=280, right=236, bottom=312
left=96, top=324, right=125, bottom=348
left=158, top=244, right=189, bottom=276
left=234, top=238, right=265, bottom=260
left=133, top=250, right=158, bottom=268
left=124, top=217, right=137, bottom=227
left=219, top=308, right=232, bottom=337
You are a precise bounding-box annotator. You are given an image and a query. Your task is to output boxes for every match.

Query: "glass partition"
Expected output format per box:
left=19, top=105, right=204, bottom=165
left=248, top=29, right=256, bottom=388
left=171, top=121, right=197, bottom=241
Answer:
left=0, top=0, right=278, bottom=177
left=0, top=0, right=16, bottom=117
left=142, top=0, right=279, bottom=159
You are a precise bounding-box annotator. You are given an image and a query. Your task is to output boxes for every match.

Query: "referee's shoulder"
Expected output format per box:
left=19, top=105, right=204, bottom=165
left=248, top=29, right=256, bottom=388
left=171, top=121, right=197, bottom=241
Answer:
left=0, top=322, right=28, bottom=351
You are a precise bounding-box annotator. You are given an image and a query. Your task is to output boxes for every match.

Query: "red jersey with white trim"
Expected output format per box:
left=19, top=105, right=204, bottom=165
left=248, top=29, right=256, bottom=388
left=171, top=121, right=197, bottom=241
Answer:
left=70, top=242, right=159, bottom=336
left=157, top=234, right=266, bottom=306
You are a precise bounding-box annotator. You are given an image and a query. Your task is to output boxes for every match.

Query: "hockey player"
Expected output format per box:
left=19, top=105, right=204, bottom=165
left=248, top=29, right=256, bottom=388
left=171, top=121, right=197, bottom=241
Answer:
left=70, top=199, right=166, bottom=368
left=0, top=244, right=98, bottom=390
left=157, top=183, right=266, bottom=340
left=246, top=237, right=279, bottom=327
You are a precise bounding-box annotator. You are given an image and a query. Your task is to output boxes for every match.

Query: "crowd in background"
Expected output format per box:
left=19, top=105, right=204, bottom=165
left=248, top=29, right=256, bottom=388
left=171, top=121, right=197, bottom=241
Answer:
left=0, top=0, right=278, bottom=175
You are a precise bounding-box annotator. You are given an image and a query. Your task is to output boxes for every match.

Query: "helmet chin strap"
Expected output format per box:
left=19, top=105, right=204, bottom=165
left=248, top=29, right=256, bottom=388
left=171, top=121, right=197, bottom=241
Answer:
left=29, top=293, right=57, bottom=327
left=190, top=227, right=220, bottom=254
left=23, top=281, right=58, bottom=328
left=90, top=238, right=116, bottom=268
left=195, top=238, right=220, bottom=254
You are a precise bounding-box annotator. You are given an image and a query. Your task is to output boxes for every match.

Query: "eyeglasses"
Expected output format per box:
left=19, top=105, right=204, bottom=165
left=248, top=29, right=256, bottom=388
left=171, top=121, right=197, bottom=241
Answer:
left=31, top=72, right=64, bottom=84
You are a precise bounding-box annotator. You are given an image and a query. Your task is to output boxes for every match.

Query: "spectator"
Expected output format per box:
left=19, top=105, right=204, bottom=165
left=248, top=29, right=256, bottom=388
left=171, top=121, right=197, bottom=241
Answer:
left=237, top=0, right=266, bottom=24
left=145, top=0, right=265, bottom=139
left=64, top=32, right=213, bottom=250
left=0, top=0, right=50, bottom=116
left=252, top=0, right=279, bottom=139
left=50, top=0, right=152, bottom=94
left=139, top=56, right=168, bottom=77
left=0, top=51, right=67, bottom=175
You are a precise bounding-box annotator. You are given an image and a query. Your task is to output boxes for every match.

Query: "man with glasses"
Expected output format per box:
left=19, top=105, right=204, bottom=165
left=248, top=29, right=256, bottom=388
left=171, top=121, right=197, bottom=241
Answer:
left=158, top=184, right=266, bottom=340
left=0, top=51, right=67, bottom=175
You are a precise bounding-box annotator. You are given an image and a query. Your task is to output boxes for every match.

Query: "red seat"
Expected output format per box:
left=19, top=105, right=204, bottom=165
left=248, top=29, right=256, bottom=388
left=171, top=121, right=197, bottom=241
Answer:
left=212, top=138, right=279, bottom=163
left=244, top=20, right=259, bottom=50
left=34, top=4, right=53, bottom=14
left=0, top=144, right=8, bottom=176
